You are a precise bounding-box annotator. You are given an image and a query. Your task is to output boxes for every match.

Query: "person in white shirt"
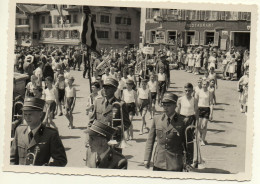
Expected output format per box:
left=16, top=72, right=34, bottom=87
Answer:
left=34, top=62, right=43, bottom=87
left=101, top=68, right=111, bottom=86
left=137, top=79, right=151, bottom=135
left=121, top=79, right=138, bottom=140
left=42, top=76, right=59, bottom=129
left=147, top=74, right=158, bottom=119
left=195, top=80, right=213, bottom=146
left=65, top=76, right=76, bottom=129
left=157, top=68, right=168, bottom=106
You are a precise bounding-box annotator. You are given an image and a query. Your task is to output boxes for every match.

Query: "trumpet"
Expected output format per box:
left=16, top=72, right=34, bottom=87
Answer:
left=110, top=101, right=128, bottom=149
left=26, top=146, right=40, bottom=165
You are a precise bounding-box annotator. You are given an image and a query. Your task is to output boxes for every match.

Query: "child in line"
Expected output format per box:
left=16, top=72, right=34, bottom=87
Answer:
left=221, top=55, right=228, bottom=80
left=137, top=79, right=151, bottom=135
left=122, top=79, right=138, bottom=140
left=147, top=74, right=158, bottom=119
left=43, top=76, right=58, bottom=129
left=194, top=78, right=203, bottom=96
left=55, top=74, right=66, bottom=116
left=86, top=82, right=102, bottom=115
left=25, top=75, right=38, bottom=98
left=65, top=76, right=76, bottom=129
left=157, top=68, right=167, bottom=106
left=208, top=79, right=217, bottom=121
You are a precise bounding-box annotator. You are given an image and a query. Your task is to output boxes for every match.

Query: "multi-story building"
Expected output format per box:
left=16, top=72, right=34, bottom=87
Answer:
left=140, top=8, right=251, bottom=50
left=15, top=4, right=141, bottom=50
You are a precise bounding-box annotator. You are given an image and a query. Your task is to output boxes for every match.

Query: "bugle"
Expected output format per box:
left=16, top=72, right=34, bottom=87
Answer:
left=26, top=146, right=40, bottom=165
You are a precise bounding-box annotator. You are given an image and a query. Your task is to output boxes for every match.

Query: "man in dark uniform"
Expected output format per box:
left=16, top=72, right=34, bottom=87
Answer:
left=144, top=92, right=193, bottom=171
left=10, top=97, right=67, bottom=166
left=82, top=49, right=89, bottom=79
left=156, top=53, right=170, bottom=87
left=89, top=77, right=131, bottom=153
left=85, top=121, right=127, bottom=169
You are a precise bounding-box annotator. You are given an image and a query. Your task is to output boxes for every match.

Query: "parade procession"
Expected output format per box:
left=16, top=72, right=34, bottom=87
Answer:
left=10, top=3, right=251, bottom=174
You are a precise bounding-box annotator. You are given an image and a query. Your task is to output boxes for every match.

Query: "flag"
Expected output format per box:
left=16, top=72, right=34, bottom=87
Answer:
left=81, top=6, right=98, bottom=53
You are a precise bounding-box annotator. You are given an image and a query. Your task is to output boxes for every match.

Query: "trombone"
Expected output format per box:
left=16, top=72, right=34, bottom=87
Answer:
left=110, top=101, right=129, bottom=149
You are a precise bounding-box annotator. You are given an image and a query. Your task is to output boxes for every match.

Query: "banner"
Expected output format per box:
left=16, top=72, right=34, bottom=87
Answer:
left=142, top=47, right=154, bottom=55
left=96, top=56, right=111, bottom=75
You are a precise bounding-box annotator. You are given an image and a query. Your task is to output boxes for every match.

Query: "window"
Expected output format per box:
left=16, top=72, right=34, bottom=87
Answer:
left=62, top=5, right=67, bottom=8
left=97, top=30, right=109, bottom=39
left=33, top=32, right=38, bottom=39
left=186, top=31, right=195, bottom=44
left=152, top=8, right=160, bottom=17
left=120, top=7, right=127, bottom=10
left=100, top=15, right=110, bottom=23
left=151, top=31, right=156, bottom=43
left=92, top=14, right=96, bottom=22
left=65, top=15, right=71, bottom=23
left=48, top=16, right=52, bottom=24
left=168, top=31, right=176, bottom=44
left=205, top=32, right=215, bottom=45
left=51, top=5, right=57, bottom=9
left=41, top=16, right=45, bottom=24
left=126, top=32, right=131, bottom=40
left=73, top=14, right=78, bottom=23
left=18, top=19, right=22, bottom=25
left=127, top=18, right=131, bottom=25
left=115, top=17, right=121, bottom=24
left=115, top=31, right=119, bottom=39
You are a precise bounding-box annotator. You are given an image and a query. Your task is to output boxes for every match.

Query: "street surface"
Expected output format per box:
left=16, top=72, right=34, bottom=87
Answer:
left=54, top=68, right=246, bottom=174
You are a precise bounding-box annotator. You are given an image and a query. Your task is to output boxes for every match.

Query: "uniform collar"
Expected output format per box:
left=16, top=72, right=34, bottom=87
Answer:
left=99, top=146, right=110, bottom=160
left=27, top=123, right=41, bottom=136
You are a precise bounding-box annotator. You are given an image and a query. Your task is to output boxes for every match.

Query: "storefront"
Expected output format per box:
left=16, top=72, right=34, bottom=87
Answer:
left=145, top=20, right=251, bottom=51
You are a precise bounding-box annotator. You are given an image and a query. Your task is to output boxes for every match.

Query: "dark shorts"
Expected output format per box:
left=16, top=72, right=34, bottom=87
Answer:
left=138, top=99, right=149, bottom=113
left=58, top=89, right=65, bottom=102
left=198, top=107, right=210, bottom=119
left=126, top=102, right=136, bottom=116
left=44, top=100, right=56, bottom=118
left=151, top=92, right=157, bottom=104
left=66, top=97, right=74, bottom=111
left=158, top=81, right=166, bottom=95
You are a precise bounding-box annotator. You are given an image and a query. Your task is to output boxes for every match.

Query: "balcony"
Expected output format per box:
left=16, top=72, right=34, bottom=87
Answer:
left=42, top=23, right=80, bottom=30
left=16, top=24, right=30, bottom=28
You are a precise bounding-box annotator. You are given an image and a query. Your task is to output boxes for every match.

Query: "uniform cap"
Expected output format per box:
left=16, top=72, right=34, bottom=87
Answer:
left=23, top=97, right=45, bottom=111
left=141, top=79, right=148, bottom=83
left=85, top=121, right=116, bottom=141
left=161, top=92, right=178, bottom=103
left=103, top=77, right=118, bottom=88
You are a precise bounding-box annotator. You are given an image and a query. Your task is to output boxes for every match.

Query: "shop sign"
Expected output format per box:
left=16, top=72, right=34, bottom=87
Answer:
left=186, top=23, right=214, bottom=28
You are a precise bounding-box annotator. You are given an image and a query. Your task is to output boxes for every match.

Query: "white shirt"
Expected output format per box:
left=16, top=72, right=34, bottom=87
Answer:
left=158, top=73, right=166, bottom=81
left=148, top=80, right=157, bottom=93
left=138, top=88, right=149, bottom=99
left=123, top=89, right=135, bottom=103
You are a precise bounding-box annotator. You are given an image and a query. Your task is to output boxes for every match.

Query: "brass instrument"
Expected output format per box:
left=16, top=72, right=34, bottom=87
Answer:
left=110, top=102, right=129, bottom=148
left=26, top=146, right=40, bottom=165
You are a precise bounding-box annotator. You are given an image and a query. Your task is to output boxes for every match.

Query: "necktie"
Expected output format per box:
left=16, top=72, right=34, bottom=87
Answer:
left=167, top=117, right=171, bottom=126
left=28, top=131, right=33, bottom=143
left=96, top=154, right=101, bottom=167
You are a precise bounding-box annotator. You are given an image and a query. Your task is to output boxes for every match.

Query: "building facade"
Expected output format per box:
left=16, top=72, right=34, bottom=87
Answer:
left=15, top=4, right=141, bottom=50
left=140, top=9, right=251, bottom=51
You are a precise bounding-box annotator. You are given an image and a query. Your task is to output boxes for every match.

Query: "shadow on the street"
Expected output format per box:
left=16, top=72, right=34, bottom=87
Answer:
left=192, top=167, right=231, bottom=174
left=211, top=120, right=233, bottom=124
left=167, top=90, right=183, bottom=93
left=73, top=84, right=80, bottom=87
left=135, top=138, right=148, bottom=143
left=216, top=103, right=230, bottom=106
left=213, top=108, right=224, bottom=111
left=168, top=86, right=182, bottom=89
left=207, top=142, right=237, bottom=148
left=60, top=136, right=81, bottom=140
left=207, top=128, right=225, bottom=133
left=72, top=112, right=81, bottom=114
left=65, top=147, right=71, bottom=151
left=125, top=155, right=134, bottom=159
left=76, top=97, right=84, bottom=99
left=75, top=89, right=80, bottom=92
left=74, top=126, right=87, bottom=130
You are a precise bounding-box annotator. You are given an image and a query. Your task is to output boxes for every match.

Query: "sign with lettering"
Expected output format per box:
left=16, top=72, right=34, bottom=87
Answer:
left=186, top=23, right=214, bottom=28
left=142, top=47, right=154, bottom=55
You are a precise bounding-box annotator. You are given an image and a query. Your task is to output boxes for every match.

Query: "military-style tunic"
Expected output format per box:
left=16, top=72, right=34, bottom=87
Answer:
left=89, top=96, right=131, bottom=142
left=10, top=124, right=67, bottom=166
left=85, top=146, right=127, bottom=169
left=144, top=113, right=192, bottom=171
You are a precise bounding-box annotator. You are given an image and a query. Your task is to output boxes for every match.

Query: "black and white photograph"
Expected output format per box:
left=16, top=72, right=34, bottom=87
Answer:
left=1, top=0, right=257, bottom=182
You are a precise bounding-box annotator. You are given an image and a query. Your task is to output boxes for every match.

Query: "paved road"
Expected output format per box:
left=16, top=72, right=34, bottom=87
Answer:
left=53, top=68, right=246, bottom=173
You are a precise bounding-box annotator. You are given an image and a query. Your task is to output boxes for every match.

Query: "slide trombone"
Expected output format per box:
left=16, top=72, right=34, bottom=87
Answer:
left=110, top=101, right=129, bottom=149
